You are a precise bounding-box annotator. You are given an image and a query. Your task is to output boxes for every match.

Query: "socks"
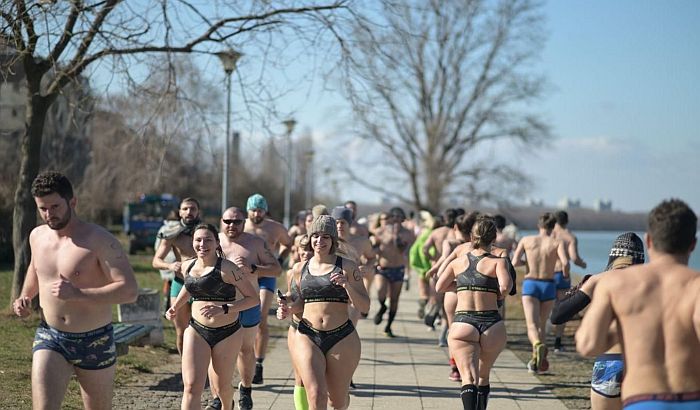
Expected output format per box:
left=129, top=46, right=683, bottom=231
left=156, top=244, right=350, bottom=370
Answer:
left=293, top=385, right=308, bottom=410
left=386, top=309, right=397, bottom=330
left=477, top=384, right=490, bottom=410
left=256, top=357, right=264, bottom=364
left=460, top=384, right=478, bottom=410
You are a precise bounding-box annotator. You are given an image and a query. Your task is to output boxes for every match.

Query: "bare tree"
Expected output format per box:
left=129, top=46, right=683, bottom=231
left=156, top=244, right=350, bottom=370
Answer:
left=1, top=0, right=352, bottom=302
left=342, top=0, right=551, bottom=212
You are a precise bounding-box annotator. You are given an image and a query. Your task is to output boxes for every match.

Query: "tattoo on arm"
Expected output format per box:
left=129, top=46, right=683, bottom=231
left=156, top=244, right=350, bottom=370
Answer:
left=353, top=269, right=361, bottom=282
left=230, top=269, right=242, bottom=282
left=110, top=240, right=125, bottom=259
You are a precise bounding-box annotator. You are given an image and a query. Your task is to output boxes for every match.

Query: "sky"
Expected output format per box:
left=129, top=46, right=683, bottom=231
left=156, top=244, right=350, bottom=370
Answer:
left=266, top=0, right=700, bottom=213
left=88, top=0, right=700, bottom=213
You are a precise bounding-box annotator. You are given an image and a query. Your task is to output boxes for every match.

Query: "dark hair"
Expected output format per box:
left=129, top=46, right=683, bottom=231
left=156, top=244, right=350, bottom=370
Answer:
left=554, top=210, right=569, bottom=226
left=538, top=212, right=556, bottom=231
left=647, top=199, right=697, bottom=254
left=31, top=171, right=74, bottom=200
left=444, top=208, right=458, bottom=227
left=345, top=200, right=357, bottom=207
left=165, top=210, right=179, bottom=221
left=298, top=234, right=312, bottom=252
left=193, top=223, right=223, bottom=256
left=456, top=211, right=480, bottom=239
left=472, top=216, right=497, bottom=249
left=180, top=197, right=200, bottom=209
left=493, top=214, right=506, bottom=230
left=389, top=207, right=406, bottom=221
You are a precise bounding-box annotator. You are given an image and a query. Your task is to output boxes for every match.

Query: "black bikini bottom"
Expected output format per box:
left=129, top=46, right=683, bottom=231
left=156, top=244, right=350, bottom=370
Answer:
left=298, top=319, right=355, bottom=355
left=453, top=310, right=503, bottom=334
left=189, top=318, right=241, bottom=348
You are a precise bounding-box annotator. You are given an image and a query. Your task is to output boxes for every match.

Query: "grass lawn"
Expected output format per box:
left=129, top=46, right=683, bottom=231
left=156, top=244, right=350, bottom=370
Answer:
left=0, top=253, right=178, bottom=409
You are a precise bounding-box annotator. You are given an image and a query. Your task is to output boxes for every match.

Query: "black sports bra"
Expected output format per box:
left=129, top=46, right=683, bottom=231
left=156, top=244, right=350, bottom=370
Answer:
left=300, top=257, right=349, bottom=304
left=456, top=252, right=500, bottom=294
left=184, top=258, right=237, bottom=302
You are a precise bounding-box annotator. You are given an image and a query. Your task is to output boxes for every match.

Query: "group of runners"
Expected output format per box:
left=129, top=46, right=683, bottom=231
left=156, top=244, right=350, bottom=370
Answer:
left=12, top=170, right=700, bottom=410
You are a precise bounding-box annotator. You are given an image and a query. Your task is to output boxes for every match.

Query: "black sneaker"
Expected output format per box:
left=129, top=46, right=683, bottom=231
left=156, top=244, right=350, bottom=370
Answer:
left=252, top=363, right=263, bottom=384
left=238, top=382, right=253, bottom=410
left=374, top=304, right=387, bottom=325
left=205, top=396, right=221, bottom=410
left=349, top=379, right=357, bottom=389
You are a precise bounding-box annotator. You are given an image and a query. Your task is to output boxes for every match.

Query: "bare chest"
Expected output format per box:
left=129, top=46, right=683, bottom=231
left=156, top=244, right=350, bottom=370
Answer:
left=172, top=234, right=196, bottom=259
left=33, top=239, right=104, bottom=285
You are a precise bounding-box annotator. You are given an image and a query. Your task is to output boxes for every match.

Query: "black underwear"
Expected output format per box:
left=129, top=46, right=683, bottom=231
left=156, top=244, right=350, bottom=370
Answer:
left=290, top=317, right=300, bottom=330
left=453, top=310, right=503, bottom=334
left=189, top=318, right=240, bottom=348
left=297, top=319, right=355, bottom=355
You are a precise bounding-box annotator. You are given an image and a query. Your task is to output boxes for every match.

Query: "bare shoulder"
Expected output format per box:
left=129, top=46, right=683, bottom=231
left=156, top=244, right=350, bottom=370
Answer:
left=491, top=246, right=507, bottom=257
left=84, top=222, right=122, bottom=250
left=340, top=256, right=359, bottom=272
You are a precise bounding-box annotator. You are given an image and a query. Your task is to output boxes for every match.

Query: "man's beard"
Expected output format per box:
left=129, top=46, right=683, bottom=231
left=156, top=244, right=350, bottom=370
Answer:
left=47, top=208, right=72, bottom=230
left=250, top=215, right=264, bottom=224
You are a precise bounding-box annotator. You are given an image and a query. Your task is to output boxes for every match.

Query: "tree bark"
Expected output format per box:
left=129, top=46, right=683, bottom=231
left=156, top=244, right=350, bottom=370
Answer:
left=11, top=82, right=53, bottom=302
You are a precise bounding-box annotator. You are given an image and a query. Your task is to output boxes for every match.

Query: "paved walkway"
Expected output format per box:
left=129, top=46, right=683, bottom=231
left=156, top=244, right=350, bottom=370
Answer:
left=114, top=285, right=569, bottom=409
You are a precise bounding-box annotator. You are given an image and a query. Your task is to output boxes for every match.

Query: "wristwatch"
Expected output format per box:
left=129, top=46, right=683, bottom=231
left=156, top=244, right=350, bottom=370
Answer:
left=251, top=264, right=258, bottom=273
left=222, top=304, right=229, bottom=314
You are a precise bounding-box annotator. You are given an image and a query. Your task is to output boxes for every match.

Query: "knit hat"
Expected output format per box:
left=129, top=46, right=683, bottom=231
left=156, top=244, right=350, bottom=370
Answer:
left=311, top=204, right=329, bottom=218
left=606, top=232, right=645, bottom=270
left=246, top=194, right=268, bottom=212
left=331, top=206, right=353, bottom=224
left=308, top=215, right=338, bottom=240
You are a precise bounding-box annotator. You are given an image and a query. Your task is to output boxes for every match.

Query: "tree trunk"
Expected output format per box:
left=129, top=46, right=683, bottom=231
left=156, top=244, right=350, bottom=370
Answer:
left=11, top=90, right=52, bottom=303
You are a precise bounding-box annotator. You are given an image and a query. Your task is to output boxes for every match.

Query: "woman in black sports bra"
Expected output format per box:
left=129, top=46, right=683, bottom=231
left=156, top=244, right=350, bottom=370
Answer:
left=436, top=216, right=513, bottom=410
left=278, top=215, right=369, bottom=410
left=165, top=224, right=259, bottom=410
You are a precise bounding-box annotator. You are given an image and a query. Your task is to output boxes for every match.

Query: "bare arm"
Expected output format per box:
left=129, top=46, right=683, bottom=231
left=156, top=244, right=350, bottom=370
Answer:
left=576, top=279, right=616, bottom=357
left=557, top=241, right=570, bottom=278
left=14, top=233, right=40, bottom=317
left=221, top=260, right=260, bottom=313
left=337, top=259, right=370, bottom=314
left=568, top=237, right=587, bottom=269
left=422, top=233, right=437, bottom=260
left=512, top=240, right=525, bottom=267
left=255, top=240, right=282, bottom=278
left=152, top=237, right=181, bottom=272
left=495, top=259, right=512, bottom=297
left=436, top=261, right=458, bottom=293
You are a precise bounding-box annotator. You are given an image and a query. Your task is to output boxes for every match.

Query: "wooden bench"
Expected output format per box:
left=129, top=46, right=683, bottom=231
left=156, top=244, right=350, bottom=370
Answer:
left=113, top=322, right=154, bottom=356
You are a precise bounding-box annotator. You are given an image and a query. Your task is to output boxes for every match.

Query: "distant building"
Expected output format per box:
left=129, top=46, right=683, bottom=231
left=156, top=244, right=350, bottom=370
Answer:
left=557, top=197, right=581, bottom=210
left=594, top=199, right=613, bottom=212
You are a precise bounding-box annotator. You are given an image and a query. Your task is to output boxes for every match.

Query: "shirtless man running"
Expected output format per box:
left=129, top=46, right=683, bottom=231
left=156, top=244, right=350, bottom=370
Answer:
left=152, top=197, right=201, bottom=355
left=551, top=210, right=587, bottom=352
left=512, top=212, right=568, bottom=374
left=208, top=207, right=281, bottom=410
left=13, top=171, right=138, bottom=410
left=243, top=193, right=292, bottom=383
left=577, top=199, right=700, bottom=410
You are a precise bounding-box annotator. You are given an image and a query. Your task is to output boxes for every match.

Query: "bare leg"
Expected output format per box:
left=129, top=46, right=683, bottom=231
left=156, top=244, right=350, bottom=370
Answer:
left=591, top=389, right=622, bottom=410
left=210, top=330, right=244, bottom=410
left=171, top=298, right=191, bottom=355
left=448, top=323, right=480, bottom=385
left=237, top=326, right=258, bottom=387
left=477, top=322, right=507, bottom=385
left=521, top=296, right=542, bottom=346
left=538, top=300, right=554, bottom=344
left=326, top=331, right=361, bottom=410
left=294, top=335, right=329, bottom=410
left=75, top=365, right=116, bottom=410
left=181, top=326, right=211, bottom=410
left=255, top=289, right=274, bottom=363
left=31, top=350, right=73, bottom=410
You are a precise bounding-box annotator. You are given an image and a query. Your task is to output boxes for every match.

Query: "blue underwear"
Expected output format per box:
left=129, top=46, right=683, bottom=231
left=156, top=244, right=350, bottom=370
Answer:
left=521, top=278, right=557, bottom=301
left=378, top=266, right=405, bottom=283
left=171, top=276, right=184, bottom=298
left=553, top=271, right=571, bottom=290
left=239, top=304, right=262, bottom=328
left=591, top=353, right=623, bottom=398
left=623, top=392, right=700, bottom=409
left=33, top=321, right=116, bottom=370
left=258, top=277, right=276, bottom=292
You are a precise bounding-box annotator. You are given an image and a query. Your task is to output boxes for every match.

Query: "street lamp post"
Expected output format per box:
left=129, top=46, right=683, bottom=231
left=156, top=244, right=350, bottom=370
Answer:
left=217, top=49, right=242, bottom=214
left=282, top=118, right=297, bottom=228
left=304, top=149, right=315, bottom=209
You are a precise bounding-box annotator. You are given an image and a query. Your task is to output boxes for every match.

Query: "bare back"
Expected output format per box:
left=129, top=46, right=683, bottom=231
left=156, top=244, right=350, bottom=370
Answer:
left=605, top=263, right=700, bottom=398
left=518, top=234, right=562, bottom=279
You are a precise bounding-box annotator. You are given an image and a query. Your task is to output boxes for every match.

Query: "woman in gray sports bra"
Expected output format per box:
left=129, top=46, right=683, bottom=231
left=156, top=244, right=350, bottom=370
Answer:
left=166, top=224, right=259, bottom=410
left=436, top=216, right=513, bottom=410
left=277, top=215, right=370, bottom=410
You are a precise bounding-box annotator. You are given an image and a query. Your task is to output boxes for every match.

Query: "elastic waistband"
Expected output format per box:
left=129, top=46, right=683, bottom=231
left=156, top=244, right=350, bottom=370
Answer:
left=173, top=276, right=185, bottom=284
left=596, top=353, right=623, bottom=361
left=299, top=319, right=353, bottom=334
left=39, top=321, right=113, bottom=338
left=623, top=391, right=700, bottom=406
left=379, top=266, right=405, bottom=271
left=190, top=318, right=240, bottom=330
left=524, top=277, right=554, bottom=282
left=455, top=310, right=500, bottom=316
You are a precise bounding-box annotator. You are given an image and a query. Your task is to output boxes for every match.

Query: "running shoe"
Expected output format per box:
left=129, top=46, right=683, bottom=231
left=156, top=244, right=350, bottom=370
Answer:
left=205, top=396, right=221, bottom=410
left=252, top=363, right=263, bottom=384
left=527, top=357, right=537, bottom=374
left=349, top=380, right=357, bottom=389
left=384, top=328, right=395, bottom=338
left=238, top=382, right=253, bottom=410
left=374, top=304, right=387, bottom=325
left=536, top=343, right=549, bottom=372
left=449, top=368, right=461, bottom=382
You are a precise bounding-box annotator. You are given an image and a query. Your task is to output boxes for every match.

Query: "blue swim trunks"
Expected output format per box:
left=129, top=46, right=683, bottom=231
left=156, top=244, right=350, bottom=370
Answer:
left=591, top=353, right=623, bottom=398
left=521, top=278, right=557, bottom=301
left=170, top=276, right=184, bottom=298
left=33, top=321, right=116, bottom=370
left=258, top=277, right=276, bottom=292
left=553, top=271, right=571, bottom=290
left=239, top=304, right=262, bottom=328
left=623, top=392, right=700, bottom=409
left=378, top=266, right=405, bottom=283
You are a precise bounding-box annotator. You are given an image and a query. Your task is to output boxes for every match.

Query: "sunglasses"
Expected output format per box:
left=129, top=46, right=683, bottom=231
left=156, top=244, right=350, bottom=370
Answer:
left=222, top=219, right=245, bottom=226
